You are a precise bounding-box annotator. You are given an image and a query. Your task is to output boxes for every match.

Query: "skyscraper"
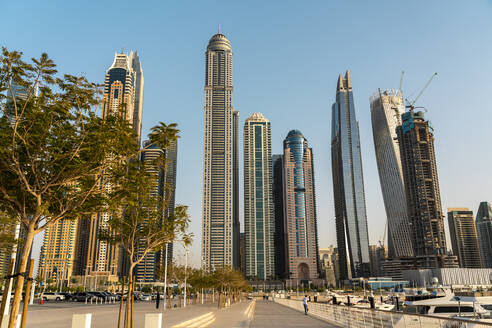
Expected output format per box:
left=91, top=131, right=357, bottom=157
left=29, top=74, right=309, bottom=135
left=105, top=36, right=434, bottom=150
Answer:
left=243, top=113, right=274, bottom=280
left=283, top=130, right=320, bottom=285
left=396, top=111, right=457, bottom=269
left=38, top=219, right=78, bottom=284
left=130, top=52, right=145, bottom=145
left=135, top=140, right=177, bottom=282
left=476, top=202, right=492, bottom=268
left=75, top=51, right=142, bottom=279
left=447, top=208, right=482, bottom=268
left=201, top=31, right=239, bottom=271
left=272, top=154, right=287, bottom=279
left=370, top=89, right=414, bottom=258
left=331, top=71, right=370, bottom=280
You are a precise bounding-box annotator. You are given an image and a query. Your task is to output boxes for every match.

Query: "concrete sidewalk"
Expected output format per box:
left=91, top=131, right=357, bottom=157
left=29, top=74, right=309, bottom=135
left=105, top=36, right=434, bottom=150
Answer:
left=23, top=301, right=220, bottom=327
left=250, top=300, right=336, bottom=328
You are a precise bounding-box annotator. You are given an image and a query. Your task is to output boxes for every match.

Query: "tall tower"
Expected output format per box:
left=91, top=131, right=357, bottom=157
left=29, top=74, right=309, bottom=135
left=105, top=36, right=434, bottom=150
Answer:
left=38, top=219, right=78, bottom=284
left=370, top=89, right=413, bottom=258
left=75, top=52, right=140, bottom=279
left=283, top=130, right=320, bottom=285
left=135, top=140, right=178, bottom=282
left=272, top=154, right=287, bottom=279
left=396, top=111, right=457, bottom=268
left=331, top=71, right=370, bottom=280
left=243, top=113, right=274, bottom=280
left=476, top=202, right=492, bottom=268
left=201, top=31, right=239, bottom=270
left=447, top=208, right=482, bottom=268
left=130, top=52, right=144, bottom=145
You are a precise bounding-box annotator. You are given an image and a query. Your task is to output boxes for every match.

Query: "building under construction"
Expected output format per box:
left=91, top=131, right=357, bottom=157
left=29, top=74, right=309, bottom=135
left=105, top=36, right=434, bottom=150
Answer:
left=396, top=111, right=457, bottom=269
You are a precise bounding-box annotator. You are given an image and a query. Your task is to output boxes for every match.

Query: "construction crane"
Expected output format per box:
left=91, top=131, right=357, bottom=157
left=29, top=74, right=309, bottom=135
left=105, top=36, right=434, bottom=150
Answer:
left=398, top=71, right=405, bottom=97
left=405, top=72, right=438, bottom=112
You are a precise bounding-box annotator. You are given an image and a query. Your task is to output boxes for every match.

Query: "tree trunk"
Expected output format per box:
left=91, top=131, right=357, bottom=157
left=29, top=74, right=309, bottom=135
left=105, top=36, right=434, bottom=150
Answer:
left=125, top=267, right=134, bottom=328
left=9, top=225, right=34, bottom=328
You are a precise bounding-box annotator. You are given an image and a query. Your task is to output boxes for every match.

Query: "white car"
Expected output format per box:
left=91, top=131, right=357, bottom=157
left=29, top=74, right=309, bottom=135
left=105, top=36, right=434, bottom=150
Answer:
left=41, top=292, right=65, bottom=301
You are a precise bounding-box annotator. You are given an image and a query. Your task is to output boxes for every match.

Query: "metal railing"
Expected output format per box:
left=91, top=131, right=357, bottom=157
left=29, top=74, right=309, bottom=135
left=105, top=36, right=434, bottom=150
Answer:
left=273, top=298, right=492, bottom=328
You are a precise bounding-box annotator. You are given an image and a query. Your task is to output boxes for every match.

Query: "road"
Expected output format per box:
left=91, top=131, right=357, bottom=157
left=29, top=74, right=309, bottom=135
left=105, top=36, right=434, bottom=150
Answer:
left=19, top=299, right=337, bottom=327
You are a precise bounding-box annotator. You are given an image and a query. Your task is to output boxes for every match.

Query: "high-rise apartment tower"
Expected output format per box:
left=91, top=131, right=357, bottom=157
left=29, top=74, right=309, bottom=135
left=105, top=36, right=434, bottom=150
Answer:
left=134, top=140, right=177, bottom=282
left=396, top=111, right=457, bottom=269
left=447, top=208, right=482, bottom=268
left=331, top=71, right=370, bottom=279
left=476, top=202, right=492, bottom=268
left=272, top=154, right=287, bottom=279
left=283, top=130, right=320, bottom=285
left=201, top=31, right=239, bottom=270
left=370, top=89, right=413, bottom=258
left=243, top=113, right=274, bottom=280
left=75, top=51, right=143, bottom=279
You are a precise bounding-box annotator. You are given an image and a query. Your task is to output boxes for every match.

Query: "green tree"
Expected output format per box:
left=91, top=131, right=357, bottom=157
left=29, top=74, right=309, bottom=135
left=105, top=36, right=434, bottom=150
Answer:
left=0, top=48, right=142, bottom=327
left=100, top=124, right=191, bottom=325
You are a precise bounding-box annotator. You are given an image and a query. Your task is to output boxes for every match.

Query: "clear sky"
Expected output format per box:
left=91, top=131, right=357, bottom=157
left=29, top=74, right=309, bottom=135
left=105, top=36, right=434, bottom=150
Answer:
left=2, top=0, right=492, bottom=268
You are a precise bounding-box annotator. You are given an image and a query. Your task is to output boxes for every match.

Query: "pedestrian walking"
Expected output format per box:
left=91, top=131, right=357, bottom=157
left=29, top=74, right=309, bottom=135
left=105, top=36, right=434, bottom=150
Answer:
left=303, top=295, right=309, bottom=315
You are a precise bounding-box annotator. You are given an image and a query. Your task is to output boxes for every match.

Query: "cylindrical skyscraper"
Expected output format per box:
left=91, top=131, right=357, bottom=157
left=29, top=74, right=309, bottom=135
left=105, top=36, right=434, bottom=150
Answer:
left=201, top=31, right=239, bottom=270
left=283, top=130, right=320, bottom=286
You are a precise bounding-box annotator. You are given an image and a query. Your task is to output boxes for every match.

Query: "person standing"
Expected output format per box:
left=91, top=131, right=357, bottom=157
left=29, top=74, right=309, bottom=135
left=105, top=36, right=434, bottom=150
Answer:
left=303, top=295, right=309, bottom=315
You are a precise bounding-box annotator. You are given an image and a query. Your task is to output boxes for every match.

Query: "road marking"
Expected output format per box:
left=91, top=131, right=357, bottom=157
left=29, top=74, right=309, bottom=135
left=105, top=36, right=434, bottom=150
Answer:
left=244, top=300, right=256, bottom=319
left=197, top=316, right=215, bottom=328
left=188, top=313, right=215, bottom=327
left=171, top=312, right=214, bottom=328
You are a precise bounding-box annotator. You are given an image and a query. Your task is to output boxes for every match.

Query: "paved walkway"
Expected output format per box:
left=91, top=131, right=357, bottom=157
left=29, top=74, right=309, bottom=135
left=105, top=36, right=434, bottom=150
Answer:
left=250, top=300, right=336, bottom=328
left=22, top=301, right=220, bottom=327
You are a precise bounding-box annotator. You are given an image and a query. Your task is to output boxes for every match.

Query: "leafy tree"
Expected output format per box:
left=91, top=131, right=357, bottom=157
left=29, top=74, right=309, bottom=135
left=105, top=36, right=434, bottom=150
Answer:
left=0, top=48, right=144, bottom=327
left=101, top=124, right=191, bottom=324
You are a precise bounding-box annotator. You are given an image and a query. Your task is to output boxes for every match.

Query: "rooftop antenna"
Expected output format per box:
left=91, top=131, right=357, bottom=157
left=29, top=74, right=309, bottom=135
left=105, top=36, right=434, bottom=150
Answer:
left=218, top=24, right=221, bottom=34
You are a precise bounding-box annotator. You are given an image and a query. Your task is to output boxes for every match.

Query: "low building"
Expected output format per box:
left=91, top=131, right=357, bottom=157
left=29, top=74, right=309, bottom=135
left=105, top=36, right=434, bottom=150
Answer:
left=403, top=268, right=492, bottom=287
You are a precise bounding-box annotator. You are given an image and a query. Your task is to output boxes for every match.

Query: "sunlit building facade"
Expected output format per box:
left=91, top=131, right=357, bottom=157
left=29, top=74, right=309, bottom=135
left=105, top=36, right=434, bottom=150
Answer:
left=370, top=89, right=413, bottom=258
left=283, top=130, right=320, bottom=285
left=244, top=113, right=274, bottom=280
left=201, top=31, right=239, bottom=271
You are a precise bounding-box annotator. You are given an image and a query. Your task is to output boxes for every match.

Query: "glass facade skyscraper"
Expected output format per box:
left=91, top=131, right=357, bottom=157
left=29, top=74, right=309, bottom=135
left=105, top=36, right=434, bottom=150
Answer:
left=476, top=202, right=492, bottom=268
left=283, top=130, right=320, bottom=285
left=331, top=70, right=370, bottom=280
left=243, top=113, right=274, bottom=280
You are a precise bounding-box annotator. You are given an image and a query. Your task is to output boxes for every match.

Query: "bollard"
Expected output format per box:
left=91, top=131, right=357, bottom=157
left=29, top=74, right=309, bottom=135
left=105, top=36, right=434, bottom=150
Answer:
left=332, top=296, right=337, bottom=305
left=90, top=298, right=93, bottom=305
left=369, top=296, right=375, bottom=309
left=395, top=296, right=400, bottom=311
left=144, top=313, right=162, bottom=328
left=85, top=297, right=87, bottom=305
left=72, top=314, right=91, bottom=328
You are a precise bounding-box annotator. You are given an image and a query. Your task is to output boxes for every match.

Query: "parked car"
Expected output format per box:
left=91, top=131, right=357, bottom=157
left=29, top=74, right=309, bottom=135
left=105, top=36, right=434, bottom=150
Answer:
left=41, top=292, right=65, bottom=301
left=59, top=292, right=72, bottom=301
left=140, top=294, right=151, bottom=301
left=71, top=292, right=96, bottom=302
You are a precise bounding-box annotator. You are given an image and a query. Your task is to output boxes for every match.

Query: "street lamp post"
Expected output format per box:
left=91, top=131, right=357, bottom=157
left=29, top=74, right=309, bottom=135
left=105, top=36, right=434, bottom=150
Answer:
left=183, top=247, right=189, bottom=308
left=163, top=243, right=169, bottom=310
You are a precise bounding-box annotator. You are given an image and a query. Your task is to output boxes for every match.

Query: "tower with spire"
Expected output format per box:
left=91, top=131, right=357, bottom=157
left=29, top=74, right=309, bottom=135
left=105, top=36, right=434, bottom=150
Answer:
left=331, top=70, right=371, bottom=281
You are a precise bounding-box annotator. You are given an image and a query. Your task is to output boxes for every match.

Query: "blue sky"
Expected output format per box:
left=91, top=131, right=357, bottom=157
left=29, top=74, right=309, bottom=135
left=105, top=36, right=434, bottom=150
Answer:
left=2, top=0, right=492, bottom=267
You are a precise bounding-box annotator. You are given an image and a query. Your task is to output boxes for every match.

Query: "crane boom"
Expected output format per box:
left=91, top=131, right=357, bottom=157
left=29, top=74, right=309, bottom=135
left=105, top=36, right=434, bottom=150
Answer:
left=399, top=71, right=404, bottom=94
left=410, top=72, right=437, bottom=107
